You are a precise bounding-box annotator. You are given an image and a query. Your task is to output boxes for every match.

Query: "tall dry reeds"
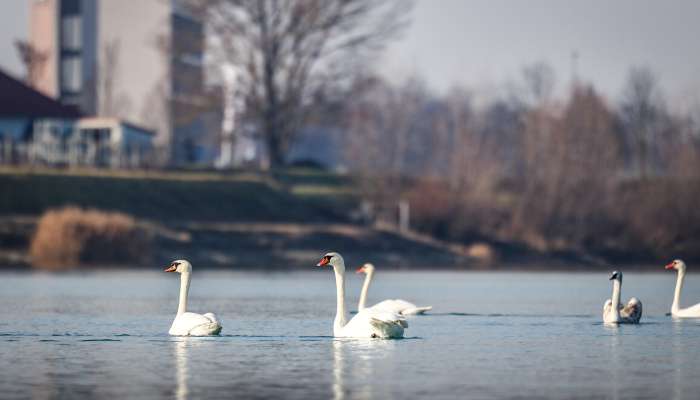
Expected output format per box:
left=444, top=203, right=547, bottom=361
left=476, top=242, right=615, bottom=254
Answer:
left=30, top=207, right=151, bottom=270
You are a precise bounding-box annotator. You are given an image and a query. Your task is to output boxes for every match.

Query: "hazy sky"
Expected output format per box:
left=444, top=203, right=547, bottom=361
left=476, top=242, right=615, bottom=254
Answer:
left=2, top=0, right=699, bottom=103
left=377, top=0, right=700, bottom=103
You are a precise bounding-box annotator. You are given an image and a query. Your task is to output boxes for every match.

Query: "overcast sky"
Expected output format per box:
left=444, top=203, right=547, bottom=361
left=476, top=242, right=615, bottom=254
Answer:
left=2, top=0, right=699, bottom=104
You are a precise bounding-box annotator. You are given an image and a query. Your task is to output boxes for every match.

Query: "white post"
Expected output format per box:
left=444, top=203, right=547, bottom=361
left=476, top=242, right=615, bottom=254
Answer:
left=216, top=65, right=238, bottom=169
left=398, top=200, right=410, bottom=233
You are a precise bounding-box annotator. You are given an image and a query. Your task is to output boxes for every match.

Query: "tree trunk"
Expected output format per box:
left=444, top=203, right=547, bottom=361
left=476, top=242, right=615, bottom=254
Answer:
left=265, top=125, right=285, bottom=168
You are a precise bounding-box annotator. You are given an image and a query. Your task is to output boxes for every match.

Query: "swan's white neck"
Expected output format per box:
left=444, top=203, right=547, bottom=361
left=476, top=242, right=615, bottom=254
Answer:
left=611, top=280, right=621, bottom=320
left=333, top=265, right=348, bottom=333
left=358, top=270, right=374, bottom=311
left=672, top=269, right=685, bottom=313
left=177, top=272, right=191, bottom=316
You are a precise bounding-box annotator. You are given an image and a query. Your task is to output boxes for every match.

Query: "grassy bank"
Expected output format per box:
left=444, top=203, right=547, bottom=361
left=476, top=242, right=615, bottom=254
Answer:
left=0, top=167, right=572, bottom=270
left=0, top=167, right=354, bottom=223
left=2, top=166, right=675, bottom=270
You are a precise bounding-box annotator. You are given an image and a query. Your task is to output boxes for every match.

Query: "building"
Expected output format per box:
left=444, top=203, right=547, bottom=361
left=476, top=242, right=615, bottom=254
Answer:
left=0, top=67, right=154, bottom=167
left=29, top=0, right=220, bottom=165
left=71, top=117, right=156, bottom=168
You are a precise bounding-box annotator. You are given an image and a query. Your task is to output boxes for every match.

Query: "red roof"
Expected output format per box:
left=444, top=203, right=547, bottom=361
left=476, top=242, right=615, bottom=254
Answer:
left=0, top=68, right=81, bottom=118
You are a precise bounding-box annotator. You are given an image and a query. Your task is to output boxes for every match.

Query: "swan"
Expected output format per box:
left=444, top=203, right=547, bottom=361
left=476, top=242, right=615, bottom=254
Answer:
left=165, top=260, right=222, bottom=336
left=356, top=263, right=432, bottom=315
left=317, top=252, right=407, bottom=338
left=603, top=270, right=642, bottom=324
left=665, top=259, right=700, bottom=318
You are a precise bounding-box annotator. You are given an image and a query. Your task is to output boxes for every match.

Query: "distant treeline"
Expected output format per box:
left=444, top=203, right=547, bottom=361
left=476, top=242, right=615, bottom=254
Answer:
left=341, top=65, right=700, bottom=263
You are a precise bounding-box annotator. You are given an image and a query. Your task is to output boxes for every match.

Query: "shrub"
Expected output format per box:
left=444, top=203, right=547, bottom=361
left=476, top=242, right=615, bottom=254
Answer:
left=30, top=207, right=151, bottom=270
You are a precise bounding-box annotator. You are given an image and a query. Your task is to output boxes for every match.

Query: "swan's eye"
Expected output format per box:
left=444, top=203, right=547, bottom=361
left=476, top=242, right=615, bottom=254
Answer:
left=317, top=255, right=333, bottom=267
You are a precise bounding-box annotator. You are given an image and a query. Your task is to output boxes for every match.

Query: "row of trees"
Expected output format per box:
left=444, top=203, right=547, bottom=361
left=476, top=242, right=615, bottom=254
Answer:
left=342, top=65, right=700, bottom=261
left=189, top=0, right=699, bottom=261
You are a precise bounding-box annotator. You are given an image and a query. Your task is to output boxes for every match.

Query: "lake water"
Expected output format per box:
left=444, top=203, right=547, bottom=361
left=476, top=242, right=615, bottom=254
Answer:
left=1, top=269, right=699, bottom=399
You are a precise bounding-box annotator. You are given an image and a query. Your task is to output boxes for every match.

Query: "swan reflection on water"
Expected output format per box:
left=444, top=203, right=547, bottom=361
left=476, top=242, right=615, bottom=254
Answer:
left=174, top=340, right=189, bottom=400
left=332, top=339, right=398, bottom=400
left=605, top=324, right=622, bottom=400
left=672, top=320, right=685, bottom=400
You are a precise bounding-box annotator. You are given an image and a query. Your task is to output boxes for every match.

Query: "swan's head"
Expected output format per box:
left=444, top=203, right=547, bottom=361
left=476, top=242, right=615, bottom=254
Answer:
left=317, top=252, right=344, bottom=272
left=665, top=259, right=686, bottom=272
left=356, top=263, right=375, bottom=274
left=164, top=259, right=192, bottom=274
left=609, top=270, right=622, bottom=282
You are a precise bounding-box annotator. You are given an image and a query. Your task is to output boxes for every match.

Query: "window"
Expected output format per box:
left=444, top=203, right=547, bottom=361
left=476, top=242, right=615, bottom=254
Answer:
left=61, top=15, right=82, bottom=50
left=61, top=56, right=82, bottom=92
left=60, top=0, right=80, bottom=15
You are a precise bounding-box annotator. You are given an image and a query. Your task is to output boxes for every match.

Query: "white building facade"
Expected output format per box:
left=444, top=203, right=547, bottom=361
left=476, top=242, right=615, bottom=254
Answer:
left=30, top=0, right=220, bottom=166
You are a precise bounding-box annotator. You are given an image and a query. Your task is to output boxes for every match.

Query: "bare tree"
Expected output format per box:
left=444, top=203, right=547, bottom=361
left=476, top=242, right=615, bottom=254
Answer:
left=619, top=67, right=668, bottom=179
left=99, top=39, right=131, bottom=118
left=521, top=61, right=556, bottom=106
left=14, top=40, right=48, bottom=88
left=191, top=0, right=412, bottom=168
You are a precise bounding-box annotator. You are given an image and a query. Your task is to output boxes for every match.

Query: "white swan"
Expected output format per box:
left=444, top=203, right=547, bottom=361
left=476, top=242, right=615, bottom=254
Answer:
left=165, top=260, right=222, bottom=336
left=317, top=252, right=407, bottom=338
left=356, top=263, right=432, bottom=315
left=603, top=270, right=642, bottom=324
left=665, top=259, right=700, bottom=318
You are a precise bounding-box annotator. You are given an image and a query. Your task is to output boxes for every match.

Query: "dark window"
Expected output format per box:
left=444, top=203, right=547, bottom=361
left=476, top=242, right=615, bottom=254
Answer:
left=60, top=0, right=81, bottom=16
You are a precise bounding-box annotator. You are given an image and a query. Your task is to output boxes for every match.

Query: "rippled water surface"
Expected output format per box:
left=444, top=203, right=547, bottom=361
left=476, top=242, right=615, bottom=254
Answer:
left=1, top=270, right=700, bottom=399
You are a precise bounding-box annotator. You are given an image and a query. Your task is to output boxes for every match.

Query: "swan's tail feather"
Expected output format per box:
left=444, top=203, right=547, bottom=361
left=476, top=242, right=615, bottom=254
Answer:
left=401, top=306, right=433, bottom=315
left=210, top=323, right=223, bottom=335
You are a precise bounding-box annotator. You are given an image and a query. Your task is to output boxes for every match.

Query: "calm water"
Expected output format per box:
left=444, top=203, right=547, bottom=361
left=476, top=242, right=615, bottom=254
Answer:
left=1, top=270, right=699, bottom=399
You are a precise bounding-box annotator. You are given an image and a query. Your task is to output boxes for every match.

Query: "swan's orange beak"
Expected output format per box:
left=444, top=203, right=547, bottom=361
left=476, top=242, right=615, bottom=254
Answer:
left=356, top=266, right=364, bottom=274
left=164, top=265, right=177, bottom=272
left=317, top=256, right=330, bottom=267
left=665, top=262, right=675, bottom=270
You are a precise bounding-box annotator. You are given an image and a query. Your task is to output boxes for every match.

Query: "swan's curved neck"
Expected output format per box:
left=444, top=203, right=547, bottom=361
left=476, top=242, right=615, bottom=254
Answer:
left=672, top=269, right=685, bottom=312
left=333, top=265, right=348, bottom=332
left=177, top=273, right=191, bottom=316
left=358, top=270, right=374, bottom=311
left=611, top=280, right=621, bottom=319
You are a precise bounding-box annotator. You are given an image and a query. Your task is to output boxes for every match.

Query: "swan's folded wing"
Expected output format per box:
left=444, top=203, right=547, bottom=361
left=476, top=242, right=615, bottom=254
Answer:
left=401, top=306, right=432, bottom=315
left=603, top=299, right=613, bottom=314
left=371, top=299, right=431, bottom=315
left=676, top=302, right=700, bottom=317
left=368, top=309, right=408, bottom=328
left=389, top=299, right=417, bottom=310
left=369, top=300, right=404, bottom=313
left=172, top=312, right=222, bottom=336
left=203, top=312, right=220, bottom=325
left=621, top=298, right=642, bottom=323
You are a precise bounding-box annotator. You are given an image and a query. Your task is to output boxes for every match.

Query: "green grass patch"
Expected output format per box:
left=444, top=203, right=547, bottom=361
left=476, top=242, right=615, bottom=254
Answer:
left=0, top=167, right=357, bottom=223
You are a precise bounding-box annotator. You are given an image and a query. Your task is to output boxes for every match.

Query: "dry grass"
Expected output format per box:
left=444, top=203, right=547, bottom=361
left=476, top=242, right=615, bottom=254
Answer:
left=30, top=207, right=151, bottom=270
